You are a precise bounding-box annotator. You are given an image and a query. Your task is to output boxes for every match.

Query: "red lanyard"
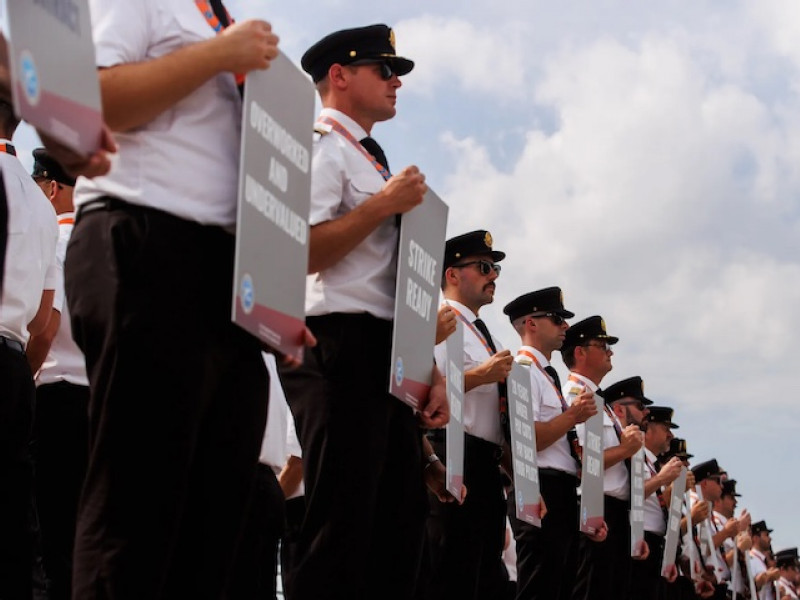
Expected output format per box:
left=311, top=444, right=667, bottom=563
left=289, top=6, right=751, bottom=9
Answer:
left=316, top=116, right=391, bottom=181
left=194, top=0, right=244, bottom=88
left=517, top=349, right=568, bottom=412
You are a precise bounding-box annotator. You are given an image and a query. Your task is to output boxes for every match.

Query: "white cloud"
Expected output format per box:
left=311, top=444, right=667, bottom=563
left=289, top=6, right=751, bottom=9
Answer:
left=396, top=16, right=528, bottom=98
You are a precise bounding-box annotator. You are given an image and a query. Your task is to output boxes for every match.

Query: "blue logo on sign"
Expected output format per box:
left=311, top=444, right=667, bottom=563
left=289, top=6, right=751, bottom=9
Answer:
left=517, top=490, right=524, bottom=511
left=582, top=505, right=588, bottom=525
left=20, top=51, right=40, bottom=106
left=240, top=274, right=254, bottom=314
left=395, top=357, right=404, bottom=386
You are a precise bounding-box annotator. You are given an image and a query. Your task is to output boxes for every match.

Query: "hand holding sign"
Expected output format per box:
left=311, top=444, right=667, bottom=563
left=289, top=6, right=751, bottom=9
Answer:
left=218, top=19, right=280, bottom=72
left=435, top=305, right=457, bottom=344
left=377, top=166, right=426, bottom=216
left=620, top=424, right=643, bottom=456
left=418, top=366, right=449, bottom=429
left=568, top=391, right=598, bottom=424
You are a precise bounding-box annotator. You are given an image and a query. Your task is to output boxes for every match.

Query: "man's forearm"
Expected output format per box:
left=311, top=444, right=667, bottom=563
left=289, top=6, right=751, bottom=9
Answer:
left=308, top=193, right=391, bottom=273
left=99, top=39, right=224, bottom=132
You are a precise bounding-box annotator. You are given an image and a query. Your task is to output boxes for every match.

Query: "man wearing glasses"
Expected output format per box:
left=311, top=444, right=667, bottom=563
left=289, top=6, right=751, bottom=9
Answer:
left=561, top=317, right=644, bottom=600
left=280, top=24, right=447, bottom=600
left=503, top=288, right=599, bottom=600
left=422, top=230, right=512, bottom=600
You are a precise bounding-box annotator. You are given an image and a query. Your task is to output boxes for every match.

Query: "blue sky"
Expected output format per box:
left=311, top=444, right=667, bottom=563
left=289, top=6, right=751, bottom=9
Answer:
left=7, top=0, right=800, bottom=551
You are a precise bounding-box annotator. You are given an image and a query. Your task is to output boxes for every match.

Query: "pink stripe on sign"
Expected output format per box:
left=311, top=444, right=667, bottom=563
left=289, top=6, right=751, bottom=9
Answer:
left=391, top=376, right=432, bottom=410
left=16, top=85, right=103, bottom=156
left=234, top=297, right=306, bottom=364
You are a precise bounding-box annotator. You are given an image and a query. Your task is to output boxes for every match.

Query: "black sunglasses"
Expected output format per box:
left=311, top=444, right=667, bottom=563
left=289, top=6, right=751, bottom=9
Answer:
left=352, top=60, right=396, bottom=81
left=619, top=399, right=646, bottom=411
left=529, top=312, right=566, bottom=326
left=451, top=259, right=501, bottom=276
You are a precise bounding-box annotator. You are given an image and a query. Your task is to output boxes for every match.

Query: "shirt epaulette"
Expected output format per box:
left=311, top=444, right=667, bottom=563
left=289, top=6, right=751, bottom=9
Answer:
left=314, top=122, right=333, bottom=135
left=515, top=355, right=533, bottom=366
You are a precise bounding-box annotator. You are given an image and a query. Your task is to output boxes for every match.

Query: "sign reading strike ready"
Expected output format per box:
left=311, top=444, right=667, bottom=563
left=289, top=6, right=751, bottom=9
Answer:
left=3, top=0, right=103, bottom=155
left=232, top=52, right=313, bottom=363
left=389, top=190, right=448, bottom=408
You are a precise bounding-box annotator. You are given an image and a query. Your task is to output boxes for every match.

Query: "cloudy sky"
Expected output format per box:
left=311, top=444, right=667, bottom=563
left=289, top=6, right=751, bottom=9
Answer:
left=9, top=0, right=800, bottom=550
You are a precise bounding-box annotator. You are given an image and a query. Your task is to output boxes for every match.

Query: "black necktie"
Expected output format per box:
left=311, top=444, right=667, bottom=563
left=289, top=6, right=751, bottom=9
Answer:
left=360, top=136, right=400, bottom=227
left=360, top=136, right=390, bottom=173
left=209, top=0, right=230, bottom=26
left=473, top=318, right=509, bottom=440
left=544, top=365, right=562, bottom=389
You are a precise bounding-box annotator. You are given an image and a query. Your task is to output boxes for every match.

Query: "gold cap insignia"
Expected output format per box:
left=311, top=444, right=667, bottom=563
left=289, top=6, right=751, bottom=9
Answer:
left=349, top=50, right=357, bottom=57
left=484, top=231, right=493, bottom=248
left=640, top=380, right=645, bottom=395
left=389, top=29, right=396, bottom=51
left=454, top=252, right=461, bottom=259
left=600, top=318, right=607, bottom=333
left=559, top=290, right=564, bottom=305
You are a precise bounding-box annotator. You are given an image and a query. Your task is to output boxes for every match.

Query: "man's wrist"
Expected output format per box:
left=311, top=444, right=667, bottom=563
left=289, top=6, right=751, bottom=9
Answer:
left=424, top=453, right=441, bottom=470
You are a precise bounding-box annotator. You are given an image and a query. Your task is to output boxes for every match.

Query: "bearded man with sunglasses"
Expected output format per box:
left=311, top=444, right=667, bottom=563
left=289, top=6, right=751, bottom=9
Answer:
left=278, top=24, right=448, bottom=600
left=503, top=288, right=599, bottom=600
left=420, top=230, right=512, bottom=600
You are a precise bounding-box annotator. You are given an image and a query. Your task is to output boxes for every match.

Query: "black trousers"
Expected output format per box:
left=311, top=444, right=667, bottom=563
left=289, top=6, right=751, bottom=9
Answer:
left=0, top=344, right=36, bottom=598
left=229, top=463, right=286, bottom=600
left=280, top=495, right=306, bottom=592
left=420, top=433, right=508, bottom=600
left=65, top=201, right=268, bottom=600
left=630, top=530, right=666, bottom=600
left=33, top=381, right=90, bottom=600
left=279, top=312, right=428, bottom=600
left=573, top=494, right=633, bottom=600
left=510, top=469, right=580, bottom=600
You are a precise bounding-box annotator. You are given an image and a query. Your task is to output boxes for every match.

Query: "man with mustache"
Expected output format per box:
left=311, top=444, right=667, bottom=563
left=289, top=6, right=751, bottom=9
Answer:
left=423, top=229, right=512, bottom=600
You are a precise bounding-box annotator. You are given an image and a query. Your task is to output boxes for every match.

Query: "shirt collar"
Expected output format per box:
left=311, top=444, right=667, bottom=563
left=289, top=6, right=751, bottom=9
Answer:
left=518, top=345, right=549, bottom=367
left=566, top=371, right=598, bottom=392
left=444, top=299, right=478, bottom=322
left=319, top=107, right=369, bottom=141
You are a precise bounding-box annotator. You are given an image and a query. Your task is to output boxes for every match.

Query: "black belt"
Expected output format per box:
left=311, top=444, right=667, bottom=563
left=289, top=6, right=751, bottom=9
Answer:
left=75, top=195, right=129, bottom=221
left=428, top=431, right=503, bottom=463
left=539, top=467, right=580, bottom=486
left=0, top=335, right=24, bottom=354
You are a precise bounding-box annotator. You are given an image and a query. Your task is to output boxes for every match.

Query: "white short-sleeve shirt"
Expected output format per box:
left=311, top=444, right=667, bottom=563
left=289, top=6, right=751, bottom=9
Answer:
left=643, top=448, right=667, bottom=534
left=433, top=300, right=504, bottom=446
left=305, top=108, right=398, bottom=320
left=0, top=151, right=58, bottom=344
left=750, top=549, right=775, bottom=600
left=36, top=213, right=89, bottom=387
left=516, top=346, right=576, bottom=475
left=76, top=0, right=243, bottom=227
left=569, top=373, right=629, bottom=500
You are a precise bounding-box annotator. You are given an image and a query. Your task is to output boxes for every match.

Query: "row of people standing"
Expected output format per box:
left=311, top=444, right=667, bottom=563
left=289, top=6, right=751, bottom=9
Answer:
left=3, top=7, right=448, bottom=600
left=422, top=236, right=798, bottom=600
left=1, top=2, right=791, bottom=599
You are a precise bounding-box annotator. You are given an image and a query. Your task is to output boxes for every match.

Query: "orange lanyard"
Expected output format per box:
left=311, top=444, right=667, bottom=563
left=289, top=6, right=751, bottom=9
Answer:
left=517, top=349, right=567, bottom=411
left=58, top=217, right=75, bottom=226
left=0, top=143, right=15, bottom=156
left=446, top=304, right=494, bottom=358
left=194, top=0, right=244, bottom=89
left=316, top=116, right=391, bottom=181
